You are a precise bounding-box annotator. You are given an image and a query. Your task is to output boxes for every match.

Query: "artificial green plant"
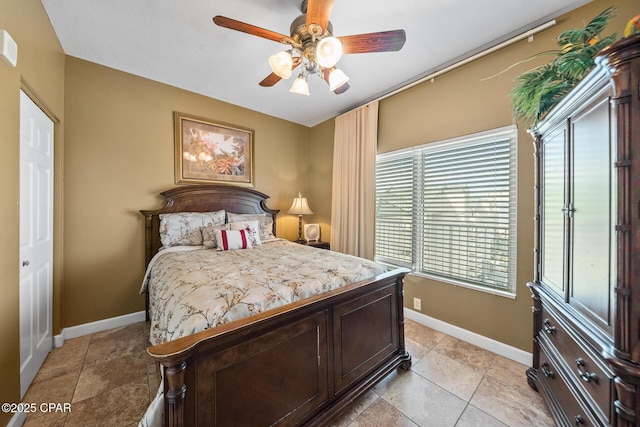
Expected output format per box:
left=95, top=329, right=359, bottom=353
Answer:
left=510, top=7, right=618, bottom=127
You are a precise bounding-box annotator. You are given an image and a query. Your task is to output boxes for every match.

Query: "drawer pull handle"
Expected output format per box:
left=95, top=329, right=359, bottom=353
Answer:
left=543, top=318, right=556, bottom=334
left=541, top=362, right=555, bottom=379
left=575, top=358, right=598, bottom=383
left=574, top=415, right=584, bottom=426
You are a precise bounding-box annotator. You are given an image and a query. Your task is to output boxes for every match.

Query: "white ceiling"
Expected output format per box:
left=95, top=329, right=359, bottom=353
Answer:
left=41, top=0, right=591, bottom=127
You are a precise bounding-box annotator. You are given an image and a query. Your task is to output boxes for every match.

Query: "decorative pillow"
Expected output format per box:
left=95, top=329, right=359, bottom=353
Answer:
left=202, top=224, right=229, bottom=249
left=159, top=210, right=226, bottom=247
left=227, top=213, right=276, bottom=241
left=214, top=229, right=253, bottom=251
left=229, top=220, right=262, bottom=247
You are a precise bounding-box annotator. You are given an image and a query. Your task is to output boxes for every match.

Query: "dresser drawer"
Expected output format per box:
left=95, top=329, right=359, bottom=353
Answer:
left=539, top=304, right=613, bottom=423
left=538, top=346, right=600, bottom=427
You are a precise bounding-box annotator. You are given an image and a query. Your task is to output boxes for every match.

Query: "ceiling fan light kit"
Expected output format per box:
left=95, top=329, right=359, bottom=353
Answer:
left=268, top=50, right=293, bottom=79
left=213, top=0, right=406, bottom=96
left=328, top=67, right=349, bottom=91
left=316, top=36, right=342, bottom=67
left=290, top=71, right=311, bottom=95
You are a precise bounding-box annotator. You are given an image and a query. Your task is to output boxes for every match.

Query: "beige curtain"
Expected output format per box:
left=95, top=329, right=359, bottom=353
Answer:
left=330, top=102, right=378, bottom=259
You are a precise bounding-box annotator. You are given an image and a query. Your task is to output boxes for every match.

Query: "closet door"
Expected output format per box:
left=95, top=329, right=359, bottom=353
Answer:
left=19, top=90, right=54, bottom=397
left=540, top=125, right=567, bottom=297
left=569, top=93, right=614, bottom=334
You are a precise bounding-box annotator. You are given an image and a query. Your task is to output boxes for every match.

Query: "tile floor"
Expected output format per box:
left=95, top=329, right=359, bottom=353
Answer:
left=20, top=319, right=554, bottom=427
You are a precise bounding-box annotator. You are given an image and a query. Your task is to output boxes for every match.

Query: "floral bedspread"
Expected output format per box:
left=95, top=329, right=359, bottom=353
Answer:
left=142, top=239, right=388, bottom=346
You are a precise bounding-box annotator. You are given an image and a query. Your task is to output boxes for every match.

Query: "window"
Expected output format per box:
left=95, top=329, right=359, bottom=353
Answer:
left=375, top=126, right=517, bottom=295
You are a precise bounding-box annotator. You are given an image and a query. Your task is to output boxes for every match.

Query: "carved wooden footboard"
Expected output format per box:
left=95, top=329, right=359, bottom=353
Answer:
left=147, top=267, right=411, bottom=427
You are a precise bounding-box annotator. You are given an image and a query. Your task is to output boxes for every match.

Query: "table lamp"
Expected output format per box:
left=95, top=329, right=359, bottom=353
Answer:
left=287, top=192, right=313, bottom=243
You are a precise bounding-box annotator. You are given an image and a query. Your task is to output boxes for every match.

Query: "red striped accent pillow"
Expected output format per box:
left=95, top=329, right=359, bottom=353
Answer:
left=214, top=229, right=252, bottom=251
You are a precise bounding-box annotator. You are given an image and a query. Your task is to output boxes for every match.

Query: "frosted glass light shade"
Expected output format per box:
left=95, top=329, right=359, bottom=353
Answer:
left=290, top=75, right=310, bottom=95
left=328, top=68, right=349, bottom=91
left=316, top=37, right=342, bottom=68
left=268, top=51, right=293, bottom=79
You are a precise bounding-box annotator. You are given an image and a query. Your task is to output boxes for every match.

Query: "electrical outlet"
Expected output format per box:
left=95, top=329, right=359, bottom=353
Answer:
left=413, top=297, right=421, bottom=311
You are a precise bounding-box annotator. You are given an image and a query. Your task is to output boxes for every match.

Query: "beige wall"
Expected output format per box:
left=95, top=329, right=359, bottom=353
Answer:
left=62, top=57, right=312, bottom=327
left=306, top=118, right=335, bottom=240
left=376, top=0, right=635, bottom=350
left=0, top=0, right=65, bottom=424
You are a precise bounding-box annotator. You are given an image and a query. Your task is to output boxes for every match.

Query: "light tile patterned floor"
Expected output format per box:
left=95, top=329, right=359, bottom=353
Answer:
left=20, top=319, right=554, bottom=426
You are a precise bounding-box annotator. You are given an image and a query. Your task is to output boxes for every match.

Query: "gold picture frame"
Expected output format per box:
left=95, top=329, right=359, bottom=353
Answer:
left=174, top=112, right=254, bottom=186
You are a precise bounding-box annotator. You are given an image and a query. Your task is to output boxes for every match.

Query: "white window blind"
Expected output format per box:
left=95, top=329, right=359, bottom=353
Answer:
left=375, top=126, right=518, bottom=294
left=375, top=151, right=416, bottom=267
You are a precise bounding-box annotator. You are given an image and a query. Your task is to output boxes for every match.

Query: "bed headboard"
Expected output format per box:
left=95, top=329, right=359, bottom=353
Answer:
left=140, top=185, right=280, bottom=266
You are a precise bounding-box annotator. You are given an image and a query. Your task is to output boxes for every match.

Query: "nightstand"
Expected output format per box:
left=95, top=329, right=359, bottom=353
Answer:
left=297, top=240, right=330, bottom=250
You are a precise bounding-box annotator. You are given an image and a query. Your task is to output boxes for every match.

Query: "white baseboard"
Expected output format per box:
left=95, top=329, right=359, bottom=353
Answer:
left=404, top=308, right=532, bottom=366
left=53, top=311, right=146, bottom=348
left=7, top=411, right=26, bottom=427
left=51, top=308, right=530, bottom=362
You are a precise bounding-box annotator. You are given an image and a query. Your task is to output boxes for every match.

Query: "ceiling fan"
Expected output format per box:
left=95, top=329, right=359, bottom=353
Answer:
left=213, top=0, right=406, bottom=95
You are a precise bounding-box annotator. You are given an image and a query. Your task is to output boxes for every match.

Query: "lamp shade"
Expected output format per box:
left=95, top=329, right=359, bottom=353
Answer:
left=289, top=75, right=310, bottom=95
left=316, top=36, right=343, bottom=68
left=268, top=51, right=293, bottom=79
left=287, top=193, right=313, bottom=215
left=328, top=68, right=349, bottom=91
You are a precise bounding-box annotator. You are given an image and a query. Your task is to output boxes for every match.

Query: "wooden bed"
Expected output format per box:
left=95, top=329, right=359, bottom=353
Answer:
left=140, top=185, right=411, bottom=427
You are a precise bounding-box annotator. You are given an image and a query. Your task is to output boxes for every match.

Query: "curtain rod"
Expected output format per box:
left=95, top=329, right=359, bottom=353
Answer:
left=351, top=19, right=556, bottom=110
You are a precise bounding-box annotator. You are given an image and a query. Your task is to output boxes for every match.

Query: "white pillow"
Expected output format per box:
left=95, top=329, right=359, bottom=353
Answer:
left=229, top=220, right=262, bottom=247
left=214, top=229, right=253, bottom=251
left=202, top=224, right=229, bottom=249
left=159, top=211, right=226, bottom=247
left=227, top=213, right=276, bottom=241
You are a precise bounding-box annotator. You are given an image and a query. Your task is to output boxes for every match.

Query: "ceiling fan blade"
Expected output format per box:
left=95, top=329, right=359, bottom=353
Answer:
left=259, top=73, right=283, bottom=87
left=213, top=16, right=292, bottom=44
left=305, top=0, right=335, bottom=35
left=332, top=82, right=349, bottom=94
left=339, top=29, right=406, bottom=54
left=259, top=57, right=302, bottom=87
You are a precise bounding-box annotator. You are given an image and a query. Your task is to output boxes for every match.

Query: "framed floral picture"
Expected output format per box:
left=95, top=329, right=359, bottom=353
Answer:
left=174, top=112, right=254, bottom=186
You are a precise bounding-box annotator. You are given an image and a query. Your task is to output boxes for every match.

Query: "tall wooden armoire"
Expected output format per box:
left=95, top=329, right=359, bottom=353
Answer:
left=527, top=34, right=640, bottom=426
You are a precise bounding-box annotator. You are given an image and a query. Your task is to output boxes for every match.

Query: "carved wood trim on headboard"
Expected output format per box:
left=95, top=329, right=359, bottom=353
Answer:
left=140, top=185, right=280, bottom=267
